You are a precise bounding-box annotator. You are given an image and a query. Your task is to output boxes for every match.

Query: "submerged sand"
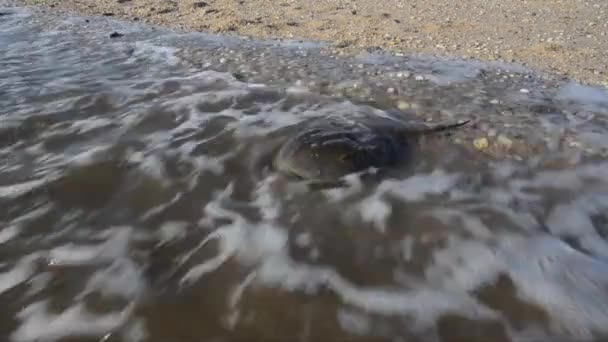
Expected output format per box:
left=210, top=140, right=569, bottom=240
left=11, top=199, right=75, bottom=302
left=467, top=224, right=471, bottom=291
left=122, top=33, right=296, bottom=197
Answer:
left=13, top=0, right=608, bottom=86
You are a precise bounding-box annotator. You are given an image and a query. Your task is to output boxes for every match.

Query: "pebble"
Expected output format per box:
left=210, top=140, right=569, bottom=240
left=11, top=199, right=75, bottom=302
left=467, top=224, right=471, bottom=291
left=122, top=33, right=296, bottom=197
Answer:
left=387, top=87, right=395, bottom=94
left=497, top=134, right=513, bottom=148
left=193, top=1, right=208, bottom=7
left=414, top=75, right=425, bottom=81
left=473, top=137, right=489, bottom=150
left=489, top=99, right=500, bottom=105
left=309, top=248, right=320, bottom=260
left=520, top=88, right=530, bottom=93
left=397, top=100, right=410, bottom=110
left=487, top=129, right=497, bottom=137
left=295, top=233, right=312, bottom=247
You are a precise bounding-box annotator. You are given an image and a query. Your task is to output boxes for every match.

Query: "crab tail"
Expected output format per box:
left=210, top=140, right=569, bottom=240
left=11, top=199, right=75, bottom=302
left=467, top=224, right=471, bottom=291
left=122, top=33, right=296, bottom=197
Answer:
left=419, top=119, right=471, bottom=134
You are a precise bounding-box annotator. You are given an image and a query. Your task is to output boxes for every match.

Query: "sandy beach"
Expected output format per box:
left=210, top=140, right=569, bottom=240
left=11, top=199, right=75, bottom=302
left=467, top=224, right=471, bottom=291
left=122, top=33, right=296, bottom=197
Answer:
left=14, top=0, right=608, bottom=87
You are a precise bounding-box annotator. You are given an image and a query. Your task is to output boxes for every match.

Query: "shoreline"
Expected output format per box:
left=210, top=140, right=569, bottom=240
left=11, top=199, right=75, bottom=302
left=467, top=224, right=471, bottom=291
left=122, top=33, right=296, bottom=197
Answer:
left=12, top=0, right=608, bottom=87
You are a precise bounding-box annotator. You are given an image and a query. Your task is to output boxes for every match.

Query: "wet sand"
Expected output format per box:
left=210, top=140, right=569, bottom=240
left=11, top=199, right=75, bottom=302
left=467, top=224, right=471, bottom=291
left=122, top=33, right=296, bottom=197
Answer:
left=14, top=0, right=608, bottom=87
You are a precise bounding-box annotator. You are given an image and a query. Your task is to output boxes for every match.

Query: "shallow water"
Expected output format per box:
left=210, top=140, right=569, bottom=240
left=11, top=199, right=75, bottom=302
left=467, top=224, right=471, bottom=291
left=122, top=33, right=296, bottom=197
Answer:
left=2, top=4, right=608, bottom=342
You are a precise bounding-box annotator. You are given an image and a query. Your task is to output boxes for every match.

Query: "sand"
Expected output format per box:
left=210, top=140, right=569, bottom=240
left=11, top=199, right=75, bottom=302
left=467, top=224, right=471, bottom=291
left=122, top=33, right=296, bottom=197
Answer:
left=13, top=0, right=608, bottom=86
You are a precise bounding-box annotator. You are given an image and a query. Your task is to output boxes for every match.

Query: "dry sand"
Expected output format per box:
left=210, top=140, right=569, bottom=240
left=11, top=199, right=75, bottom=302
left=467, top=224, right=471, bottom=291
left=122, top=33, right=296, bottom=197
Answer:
left=15, top=0, right=608, bottom=86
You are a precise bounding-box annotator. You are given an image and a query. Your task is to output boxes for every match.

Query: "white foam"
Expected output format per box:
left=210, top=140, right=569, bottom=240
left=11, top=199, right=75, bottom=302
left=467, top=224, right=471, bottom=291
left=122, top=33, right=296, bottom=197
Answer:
left=578, top=131, right=608, bottom=150
left=357, top=195, right=392, bottom=233
left=26, top=272, right=53, bottom=297
left=323, top=174, right=364, bottom=202
left=0, top=225, right=20, bottom=244
left=0, top=178, right=48, bottom=199
left=423, top=232, right=608, bottom=339
left=181, top=184, right=495, bottom=330
left=400, top=236, right=414, bottom=262
left=70, top=117, right=115, bottom=133
left=179, top=224, right=243, bottom=284
left=47, top=226, right=132, bottom=266
left=427, top=208, right=492, bottom=239
left=349, top=170, right=460, bottom=232
left=294, top=232, right=312, bottom=248
left=547, top=203, right=596, bottom=237
left=224, top=271, right=256, bottom=329
left=190, top=154, right=231, bottom=176
left=256, top=254, right=494, bottom=322
left=546, top=194, right=608, bottom=258
left=11, top=301, right=133, bottom=342
left=47, top=244, right=105, bottom=266
left=0, top=257, right=36, bottom=296
left=141, top=193, right=182, bottom=221
left=558, top=82, right=608, bottom=113
left=425, top=236, right=502, bottom=291
left=377, top=170, right=460, bottom=202
left=80, top=258, right=144, bottom=299
left=66, top=145, right=112, bottom=166
left=253, top=175, right=282, bottom=221
left=337, top=308, right=372, bottom=336
left=119, top=318, right=148, bottom=342
left=174, top=161, right=608, bottom=339
left=499, top=236, right=608, bottom=338
left=4, top=205, right=54, bottom=245
left=157, top=221, right=188, bottom=245
left=138, top=153, right=168, bottom=182
left=127, top=41, right=181, bottom=67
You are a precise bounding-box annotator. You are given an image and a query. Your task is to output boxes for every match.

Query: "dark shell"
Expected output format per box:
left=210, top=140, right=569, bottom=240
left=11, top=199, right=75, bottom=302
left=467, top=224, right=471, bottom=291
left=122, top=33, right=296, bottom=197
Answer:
left=273, top=116, right=412, bottom=181
left=273, top=116, right=469, bottom=181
